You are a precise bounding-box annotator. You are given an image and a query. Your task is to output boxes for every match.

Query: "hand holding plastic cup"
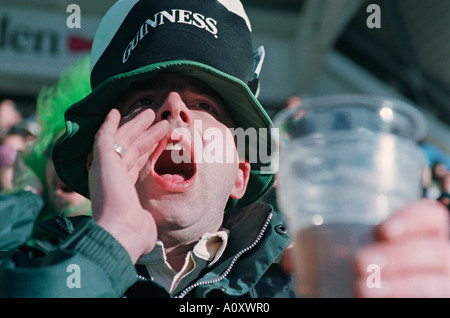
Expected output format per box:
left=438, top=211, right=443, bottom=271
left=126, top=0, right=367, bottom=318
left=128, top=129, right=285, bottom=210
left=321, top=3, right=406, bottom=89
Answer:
left=273, top=94, right=428, bottom=297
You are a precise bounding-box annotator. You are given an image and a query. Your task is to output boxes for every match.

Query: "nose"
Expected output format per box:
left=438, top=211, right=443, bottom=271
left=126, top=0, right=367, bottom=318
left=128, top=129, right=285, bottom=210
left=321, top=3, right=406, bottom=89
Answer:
left=156, top=92, right=191, bottom=125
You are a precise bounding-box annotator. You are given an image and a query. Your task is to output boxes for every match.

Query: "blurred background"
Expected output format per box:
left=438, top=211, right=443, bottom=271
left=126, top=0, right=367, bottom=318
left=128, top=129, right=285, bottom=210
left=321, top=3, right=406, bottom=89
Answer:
left=0, top=0, right=449, bottom=171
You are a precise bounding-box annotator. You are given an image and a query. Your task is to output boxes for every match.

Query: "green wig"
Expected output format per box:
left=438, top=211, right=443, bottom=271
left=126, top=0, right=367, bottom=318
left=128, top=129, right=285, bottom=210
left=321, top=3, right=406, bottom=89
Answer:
left=23, top=55, right=92, bottom=225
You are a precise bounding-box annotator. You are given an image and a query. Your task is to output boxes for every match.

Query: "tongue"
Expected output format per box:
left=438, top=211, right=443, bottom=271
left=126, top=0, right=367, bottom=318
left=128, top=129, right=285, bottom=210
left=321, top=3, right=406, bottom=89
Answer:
left=160, top=173, right=186, bottom=182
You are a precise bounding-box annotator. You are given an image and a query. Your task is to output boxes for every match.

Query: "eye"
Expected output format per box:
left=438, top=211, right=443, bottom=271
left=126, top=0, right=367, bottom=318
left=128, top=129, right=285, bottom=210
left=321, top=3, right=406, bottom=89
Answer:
left=198, top=103, right=212, bottom=111
left=191, top=102, right=217, bottom=115
left=133, top=98, right=159, bottom=108
left=120, top=97, right=159, bottom=121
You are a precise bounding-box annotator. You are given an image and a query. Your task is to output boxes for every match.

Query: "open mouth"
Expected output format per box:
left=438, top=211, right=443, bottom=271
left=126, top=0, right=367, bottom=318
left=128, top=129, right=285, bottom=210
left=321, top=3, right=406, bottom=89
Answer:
left=154, top=142, right=195, bottom=181
left=152, top=138, right=196, bottom=190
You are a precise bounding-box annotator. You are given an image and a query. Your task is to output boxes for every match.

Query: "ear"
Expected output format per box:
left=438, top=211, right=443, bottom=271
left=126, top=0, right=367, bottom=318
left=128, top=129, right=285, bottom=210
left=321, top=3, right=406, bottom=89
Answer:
left=230, top=159, right=251, bottom=200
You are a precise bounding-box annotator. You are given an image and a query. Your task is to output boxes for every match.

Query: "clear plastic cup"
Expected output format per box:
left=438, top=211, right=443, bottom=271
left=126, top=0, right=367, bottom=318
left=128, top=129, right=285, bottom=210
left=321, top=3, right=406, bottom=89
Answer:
left=273, top=94, right=428, bottom=297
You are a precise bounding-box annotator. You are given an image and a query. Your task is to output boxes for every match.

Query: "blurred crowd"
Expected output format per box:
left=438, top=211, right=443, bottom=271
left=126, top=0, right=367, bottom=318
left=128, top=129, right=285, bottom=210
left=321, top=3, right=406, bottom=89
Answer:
left=424, top=161, right=450, bottom=209
left=0, top=56, right=92, bottom=247
left=0, top=98, right=40, bottom=192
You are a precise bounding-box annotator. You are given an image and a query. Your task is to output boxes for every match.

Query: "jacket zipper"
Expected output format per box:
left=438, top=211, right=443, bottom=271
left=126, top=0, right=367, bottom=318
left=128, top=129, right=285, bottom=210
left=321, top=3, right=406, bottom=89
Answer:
left=136, top=274, right=153, bottom=282
left=174, top=212, right=273, bottom=298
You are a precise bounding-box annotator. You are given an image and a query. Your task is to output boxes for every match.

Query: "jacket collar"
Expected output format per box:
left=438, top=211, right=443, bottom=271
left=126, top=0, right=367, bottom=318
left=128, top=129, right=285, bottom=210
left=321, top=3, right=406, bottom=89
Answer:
left=173, top=202, right=291, bottom=297
left=222, top=202, right=274, bottom=255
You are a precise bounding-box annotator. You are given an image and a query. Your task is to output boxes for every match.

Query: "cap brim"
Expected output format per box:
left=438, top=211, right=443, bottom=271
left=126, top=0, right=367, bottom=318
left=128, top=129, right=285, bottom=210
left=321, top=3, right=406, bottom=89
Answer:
left=52, top=60, right=275, bottom=210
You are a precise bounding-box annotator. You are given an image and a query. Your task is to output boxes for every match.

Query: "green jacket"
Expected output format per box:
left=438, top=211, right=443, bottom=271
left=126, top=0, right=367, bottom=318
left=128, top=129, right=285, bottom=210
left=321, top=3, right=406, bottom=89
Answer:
left=0, top=191, right=294, bottom=298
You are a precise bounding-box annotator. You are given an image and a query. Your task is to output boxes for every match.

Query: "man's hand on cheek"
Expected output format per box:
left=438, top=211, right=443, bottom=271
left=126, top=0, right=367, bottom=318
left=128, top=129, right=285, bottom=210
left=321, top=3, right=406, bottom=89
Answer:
left=87, top=108, right=170, bottom=263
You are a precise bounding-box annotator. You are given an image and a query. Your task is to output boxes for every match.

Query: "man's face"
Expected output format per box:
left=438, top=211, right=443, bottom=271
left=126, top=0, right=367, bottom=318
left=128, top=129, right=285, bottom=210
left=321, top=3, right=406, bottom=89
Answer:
left=116, top=73, right=249, bottom=238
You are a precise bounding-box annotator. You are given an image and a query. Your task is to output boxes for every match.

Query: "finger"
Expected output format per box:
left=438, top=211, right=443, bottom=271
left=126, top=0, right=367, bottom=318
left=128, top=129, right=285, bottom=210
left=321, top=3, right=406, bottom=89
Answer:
left=123, top=120, right=170, bottom=183
left=376, top=199, right=449, bottom=241
left=123, top=119, right=170, bottom=169
left=93, top=109, right=121, bottom=158
left=116, top=108, right=157, bottom=146
left=127, top=119, right=170, bottom=159
left=355, top=238, right=450, bottom=278
left=356, top=273, right=450, bottom=298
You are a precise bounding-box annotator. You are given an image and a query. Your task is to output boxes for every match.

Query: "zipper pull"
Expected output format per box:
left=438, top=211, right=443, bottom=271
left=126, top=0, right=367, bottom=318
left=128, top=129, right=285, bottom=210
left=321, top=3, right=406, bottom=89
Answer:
left=55, top=216, right=75, bottom=234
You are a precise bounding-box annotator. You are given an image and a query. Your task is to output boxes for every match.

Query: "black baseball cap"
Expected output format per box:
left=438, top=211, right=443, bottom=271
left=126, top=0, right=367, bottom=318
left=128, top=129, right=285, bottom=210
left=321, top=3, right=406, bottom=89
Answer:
left=52, top=0, right=275, bottom=210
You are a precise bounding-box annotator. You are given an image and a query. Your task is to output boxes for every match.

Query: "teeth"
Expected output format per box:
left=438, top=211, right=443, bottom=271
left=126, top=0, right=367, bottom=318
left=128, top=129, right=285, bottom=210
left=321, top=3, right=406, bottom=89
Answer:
left=165, top=142, right=183, bottom=151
